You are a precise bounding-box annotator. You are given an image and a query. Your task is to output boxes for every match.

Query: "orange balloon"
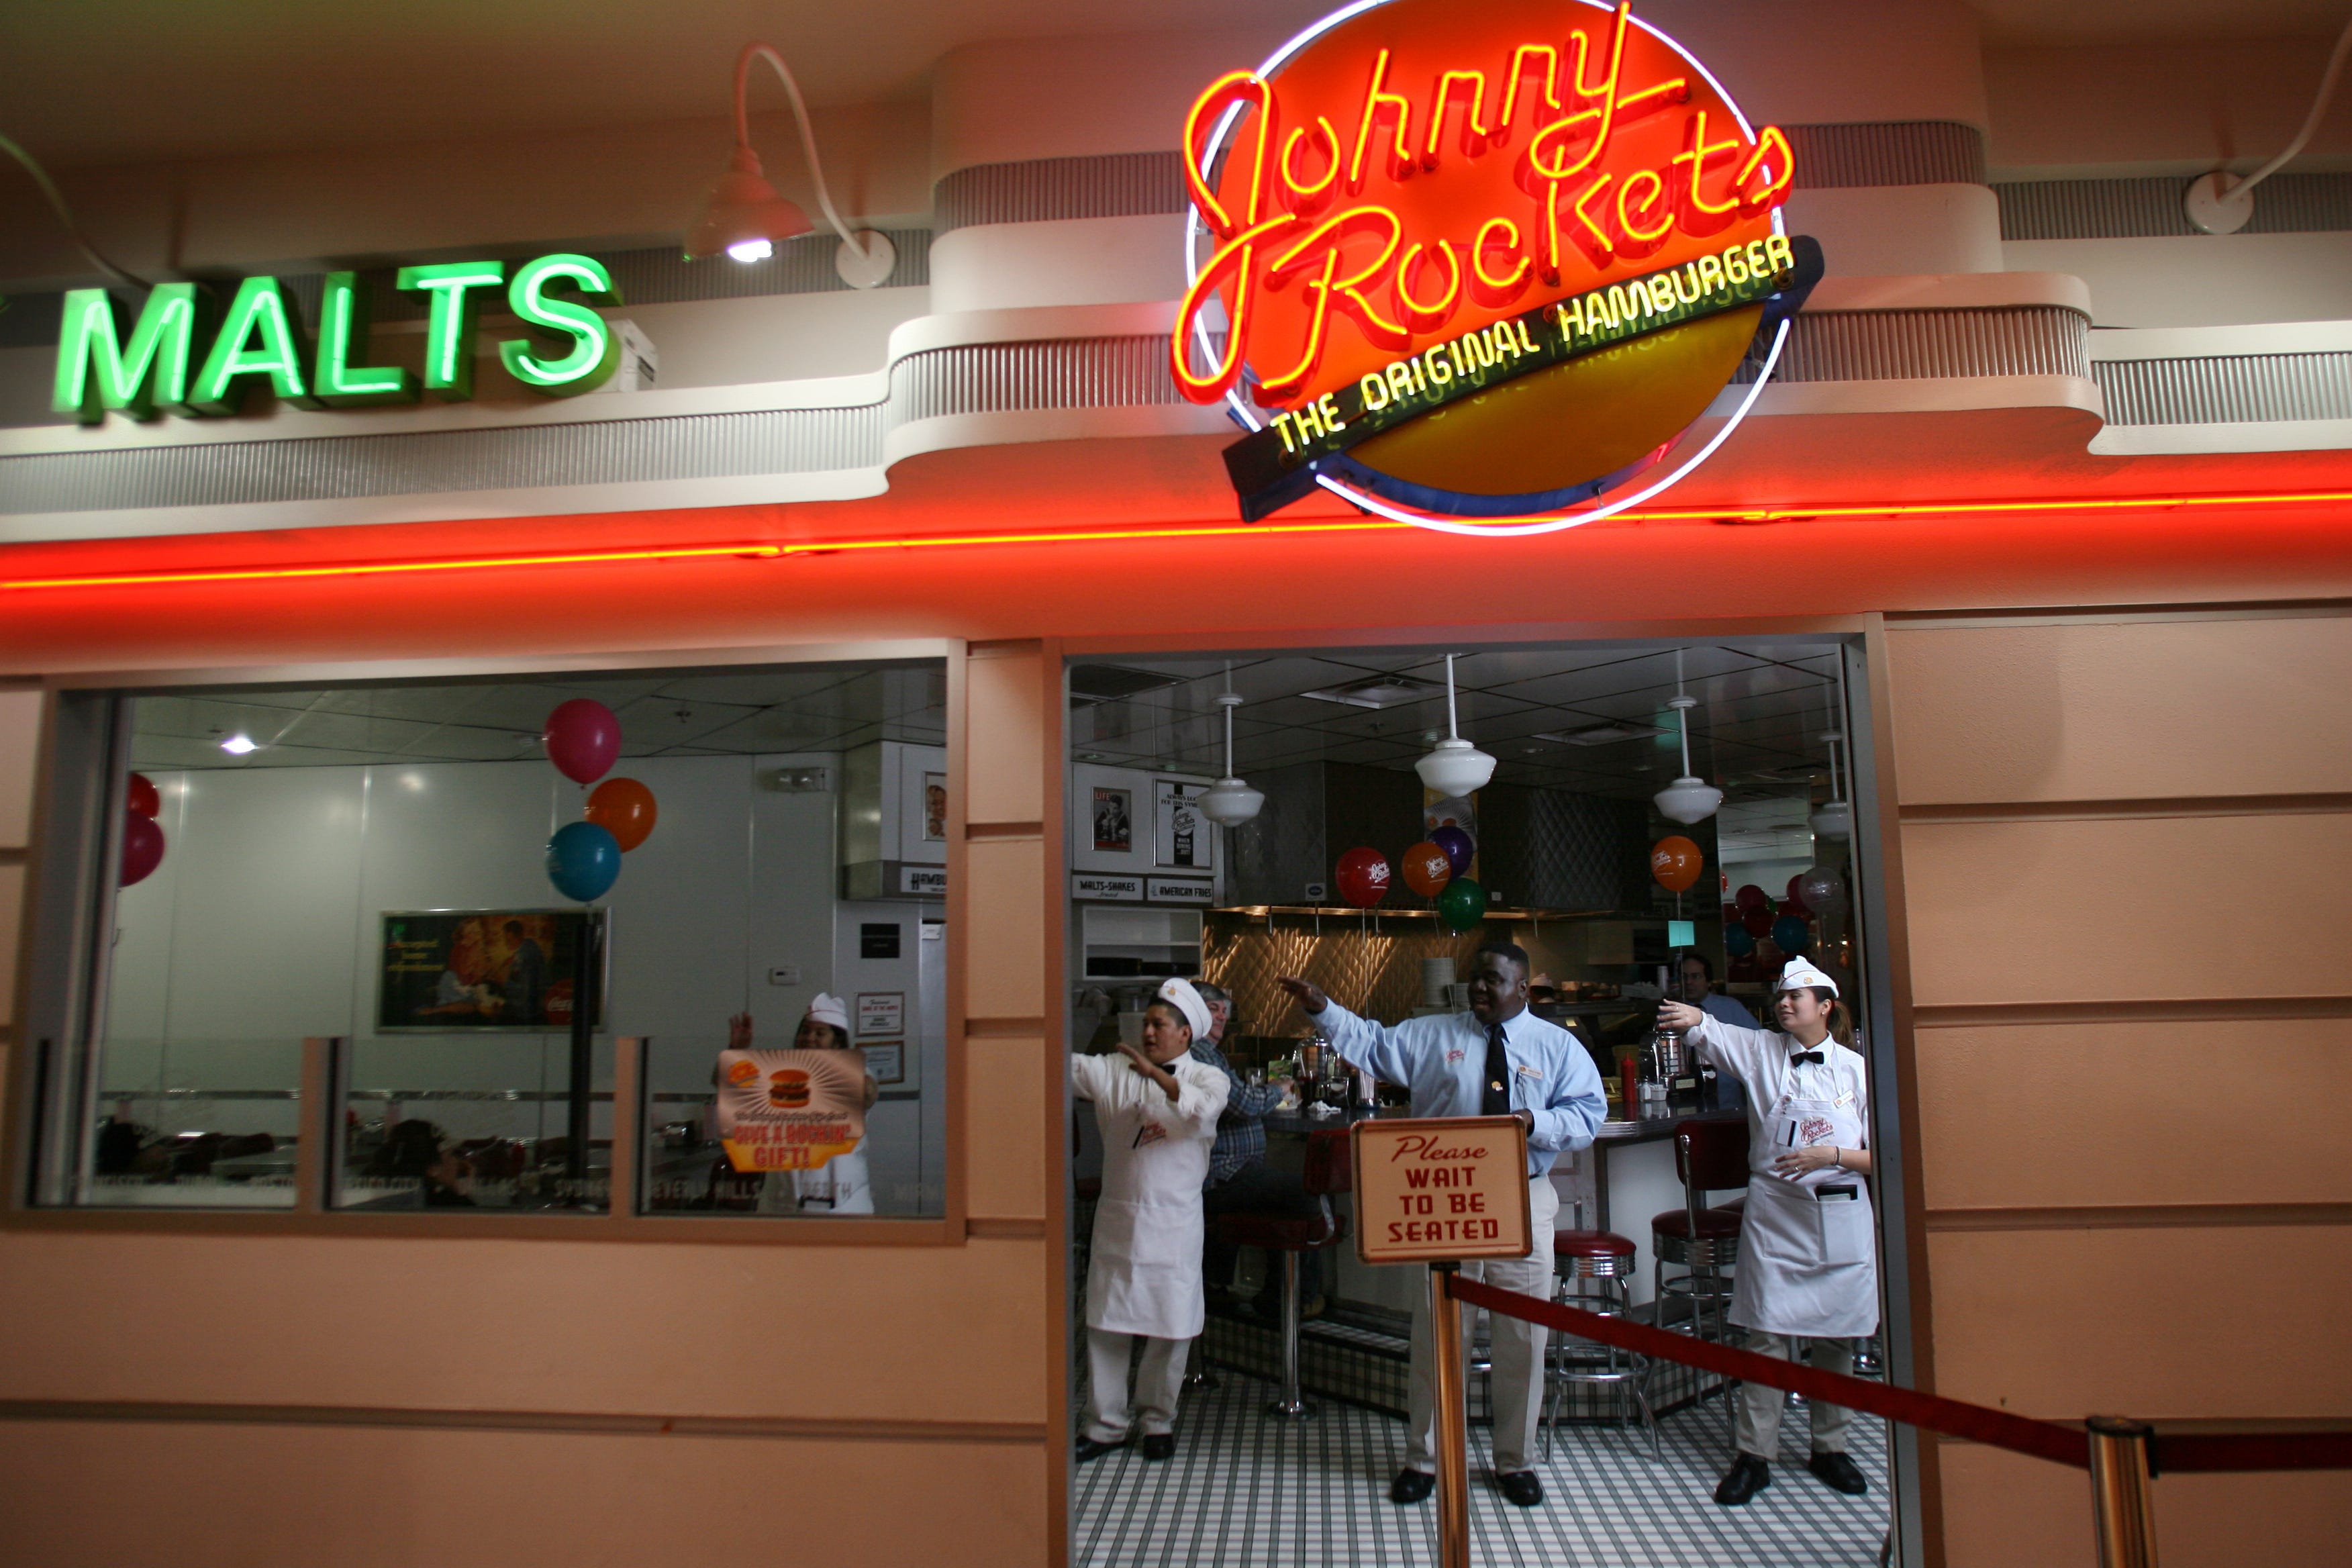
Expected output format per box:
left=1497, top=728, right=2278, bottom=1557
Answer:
left=1651, top=835, right=1704, bottom=893
left=586, top=777, right=658, bottom=852
left=1400, top=840, right=1454, bottom=897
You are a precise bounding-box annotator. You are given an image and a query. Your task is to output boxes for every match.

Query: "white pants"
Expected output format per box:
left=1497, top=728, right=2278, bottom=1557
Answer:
left=1406, top=1176, right=1558, bottom=1475
left=1736, top=1332, right=1857, bottom=1458
left=1085, top=1328, right=1187, bottom=1442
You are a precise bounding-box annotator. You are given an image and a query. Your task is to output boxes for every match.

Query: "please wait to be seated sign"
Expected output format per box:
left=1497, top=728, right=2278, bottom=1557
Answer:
left=1351, top=1116, right=1533, bottom=1266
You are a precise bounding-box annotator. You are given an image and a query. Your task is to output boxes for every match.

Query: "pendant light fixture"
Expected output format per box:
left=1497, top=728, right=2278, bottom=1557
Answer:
left=1415, top=654, right=1497, bottom=797
left=685, top=43, right=897, bottom=287
left=1652, top=648, right=1724, bottom=825
left=1196, top=663, right=1265, bottom=826
left=1811, top=667, right=1853, bottom=839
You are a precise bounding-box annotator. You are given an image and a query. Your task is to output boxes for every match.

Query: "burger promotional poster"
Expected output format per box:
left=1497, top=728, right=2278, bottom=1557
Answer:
left=1173, top=0, right=1820, bottom=529
left=716, top=1049, right=869, bottom=1173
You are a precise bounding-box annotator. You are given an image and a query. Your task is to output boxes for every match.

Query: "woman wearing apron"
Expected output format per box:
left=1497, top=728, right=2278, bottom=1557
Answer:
left=1658, top=956, right=1877, bottom=1508
left=1071, top=977, right=1230, bottom=1463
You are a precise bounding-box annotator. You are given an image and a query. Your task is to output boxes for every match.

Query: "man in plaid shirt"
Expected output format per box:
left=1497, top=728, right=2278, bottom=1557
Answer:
left=1193, top=982, right=1326, bottom=1317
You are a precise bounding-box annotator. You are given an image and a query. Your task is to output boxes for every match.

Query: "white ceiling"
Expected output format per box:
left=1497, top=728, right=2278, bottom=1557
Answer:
left=6, top=1, right=2345, bottom=171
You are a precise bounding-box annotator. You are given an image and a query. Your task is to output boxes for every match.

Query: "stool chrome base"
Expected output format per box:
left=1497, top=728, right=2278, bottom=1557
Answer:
left=1265, top=1395, right=1320, bottom=1420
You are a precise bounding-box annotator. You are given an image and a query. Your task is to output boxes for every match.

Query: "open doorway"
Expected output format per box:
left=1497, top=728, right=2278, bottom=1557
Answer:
left=1063, top=640, right=1906, bottom=1567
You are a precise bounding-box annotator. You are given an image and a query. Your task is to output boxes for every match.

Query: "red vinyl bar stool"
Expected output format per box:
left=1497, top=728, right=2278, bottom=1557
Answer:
left=1650, top=1118, right=1749, bottom=1439
left=1208, top=1128, right=1351, bottom=1420
left=1544, top=1228, right=1659, bottom=1460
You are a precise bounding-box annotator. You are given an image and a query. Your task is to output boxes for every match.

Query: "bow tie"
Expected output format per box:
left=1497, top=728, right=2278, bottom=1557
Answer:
left=1788, top=1051, right=1824, bottom=1066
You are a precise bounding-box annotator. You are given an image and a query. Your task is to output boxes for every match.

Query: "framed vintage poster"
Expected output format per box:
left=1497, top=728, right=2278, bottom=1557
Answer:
left=377, top=909, right=606, bottom=1032
left=922, top=771, right=948, bottom=842
left=1154, top=779, right=1214, bottom=871
left=1091, top=785, right=1134, bottom=853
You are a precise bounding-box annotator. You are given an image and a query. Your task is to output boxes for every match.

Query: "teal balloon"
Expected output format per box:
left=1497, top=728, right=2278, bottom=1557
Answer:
left=1435, top=875, right=1487, bottom=932
left=1724, top=923, right=1756, bottom=958
left=547, top=820, right=622, bottom=901
left=1771, top=914, right=1810, bottom=956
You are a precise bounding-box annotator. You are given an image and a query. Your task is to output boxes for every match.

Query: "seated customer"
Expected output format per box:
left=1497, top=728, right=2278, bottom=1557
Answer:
left=1072, top=978, right=1230, bottom=1463
left=1679, top=952, right=1760, bottom=1029
left=1191, top=982, right=1324, bottom=1320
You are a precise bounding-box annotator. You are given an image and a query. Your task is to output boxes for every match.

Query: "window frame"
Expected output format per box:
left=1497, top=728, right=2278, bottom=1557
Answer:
left=3, top=641, right=973, bottom=1247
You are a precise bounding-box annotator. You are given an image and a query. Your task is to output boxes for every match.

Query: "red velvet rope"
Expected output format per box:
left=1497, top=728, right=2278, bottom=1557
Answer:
left=1451, top=1278, right=2352, bottom=1473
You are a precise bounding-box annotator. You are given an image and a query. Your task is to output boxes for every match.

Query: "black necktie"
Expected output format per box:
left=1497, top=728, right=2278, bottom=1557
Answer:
left=1790, top=1051, right=1824, bottom=1066
left=1483, top=1021, right=1511, bottom=1116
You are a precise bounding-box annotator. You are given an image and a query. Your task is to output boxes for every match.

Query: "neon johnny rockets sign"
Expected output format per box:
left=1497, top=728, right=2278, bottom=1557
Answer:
left=1173, top=0, right=1823, bottom=532
left=53, top=254, right=625, bottom=424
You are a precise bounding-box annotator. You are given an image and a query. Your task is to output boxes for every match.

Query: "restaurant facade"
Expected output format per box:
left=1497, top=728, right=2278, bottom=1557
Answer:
left=0, top=3, right=2347, bottom=1565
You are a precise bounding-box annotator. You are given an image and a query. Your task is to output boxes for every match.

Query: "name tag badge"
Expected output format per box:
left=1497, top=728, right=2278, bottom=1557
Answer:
left=1516, top=1063, right=1541, bottom=1079
left=1834, top=1091, right=1854, bottom=1109
left=1777, top=1119, right=1800, bottom=1147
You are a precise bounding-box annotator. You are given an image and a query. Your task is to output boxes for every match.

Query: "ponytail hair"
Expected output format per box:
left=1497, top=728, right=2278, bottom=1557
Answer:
left=1804, top=987, right=1856, bottom=1047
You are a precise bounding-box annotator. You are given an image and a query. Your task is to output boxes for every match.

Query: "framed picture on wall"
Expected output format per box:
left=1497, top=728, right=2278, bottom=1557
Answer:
left=1092, top=786, right=1134, bottom=852
left=377, top=909, right=607, bottom=1032
left=1155, top=780, right=1214, bottom=871
left=922, top=771, right=948, bottom=842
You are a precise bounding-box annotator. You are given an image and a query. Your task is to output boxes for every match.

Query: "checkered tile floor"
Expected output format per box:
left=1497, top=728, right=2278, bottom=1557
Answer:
left=1074, top=1368, right=1892, bottom=1567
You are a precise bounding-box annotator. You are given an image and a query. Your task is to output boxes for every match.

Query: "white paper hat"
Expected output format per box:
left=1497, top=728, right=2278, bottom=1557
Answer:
left=804, top=992, right=851, bottom=1031
left=1774, top=957, right=1839, bottom=997
left=1155, top=977, right=1213, bottom=1042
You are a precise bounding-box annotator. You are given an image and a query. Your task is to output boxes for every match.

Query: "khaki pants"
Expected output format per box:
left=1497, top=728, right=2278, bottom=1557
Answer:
left=1405, top=1175, right=1559, bottom=1476
left=1736, top=1332, right=1856, bottom=1459
left=1084, top=1328, right=1187, bottom=1442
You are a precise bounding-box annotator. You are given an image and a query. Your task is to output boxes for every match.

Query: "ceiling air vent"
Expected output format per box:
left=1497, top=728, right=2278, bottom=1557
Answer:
left=1300, top=675, right=1440, bottom=709
left=1532, top=722, right=1667, bottom=746
left=1069, top=664, right=1183, bottom=702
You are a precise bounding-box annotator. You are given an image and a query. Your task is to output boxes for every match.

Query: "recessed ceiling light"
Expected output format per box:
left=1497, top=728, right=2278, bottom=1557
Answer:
left=219, top=734, right=258, bottom=755
left=1300, top=675, right=1438, bottom=709
left=1533, top=722, right=1668, bottom=746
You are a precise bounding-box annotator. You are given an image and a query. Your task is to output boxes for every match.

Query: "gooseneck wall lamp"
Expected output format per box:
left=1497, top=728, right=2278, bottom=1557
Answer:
left=685, top=42, right=896, bottom=287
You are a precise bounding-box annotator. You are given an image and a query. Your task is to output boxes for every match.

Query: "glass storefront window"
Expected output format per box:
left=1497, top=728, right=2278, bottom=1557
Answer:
left=33, top=660, right=950, bottom=1220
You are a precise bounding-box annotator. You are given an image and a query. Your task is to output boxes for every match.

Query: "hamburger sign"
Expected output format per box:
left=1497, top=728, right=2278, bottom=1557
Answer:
left=1173, top=0, right=1821, bottom=532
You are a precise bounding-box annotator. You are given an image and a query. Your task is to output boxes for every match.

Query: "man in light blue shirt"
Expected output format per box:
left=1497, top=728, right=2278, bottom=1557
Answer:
left=1277, top=940, right=1605, bottom=1511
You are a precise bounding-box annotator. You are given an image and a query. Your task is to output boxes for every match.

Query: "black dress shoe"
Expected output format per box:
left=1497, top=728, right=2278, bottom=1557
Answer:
left=1075, top=1436, right=1125, bottom=1464
left=1389, top=1468, right=1436, bottom=1504
left=1142, top=1434, right=1176, bottom=1461
left=1808, top=1450, right=1869, bottom=1495
left=1714, top=1453, right=1772, bottom=1506
left=1496, top=1470, right=1544, bottom=1508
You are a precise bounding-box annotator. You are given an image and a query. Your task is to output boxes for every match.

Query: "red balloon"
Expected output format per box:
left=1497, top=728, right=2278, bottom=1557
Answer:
left=1785, top=875, right=1810, bottom=914
left=1400, top=841, right=1454, bottom=897
left=1741, top=905, right=1775, bottom=938
left=1649, top=835, right=1703, bottom=893
left=126, top=772, right=160, bottom=820
left=121, top=814, right=165, bottom=887
left=542, top=699, right=622, bottom=785
left=1734, top=883, right=1770, bottom=913
left=585, top=777, right=658, bottom=851
left=1335, top=847, right=1391, bottom=908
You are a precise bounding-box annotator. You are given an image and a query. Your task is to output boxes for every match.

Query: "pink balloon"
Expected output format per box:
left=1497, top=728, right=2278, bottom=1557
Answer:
left=122, top=814, right=165, bottom=887
left=542, top=699, right=621, bottom=785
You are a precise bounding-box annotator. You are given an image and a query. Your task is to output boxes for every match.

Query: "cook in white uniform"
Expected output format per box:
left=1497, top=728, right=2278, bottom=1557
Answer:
left=1277, top=940, right=1606, bottom=1511
left=745, top=995, right=881, bottom=1215
left=1659, top=956, right=1877, bottom=1508
left=1073, top=977, right=1230, bottom=1463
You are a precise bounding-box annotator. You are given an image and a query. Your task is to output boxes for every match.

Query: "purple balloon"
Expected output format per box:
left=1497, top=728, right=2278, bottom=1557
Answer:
left=542, top=698, right=621, bottom=785
left=1429, top=824, right=1475, bottom=878
left=121, top=814, right=165, bottom=887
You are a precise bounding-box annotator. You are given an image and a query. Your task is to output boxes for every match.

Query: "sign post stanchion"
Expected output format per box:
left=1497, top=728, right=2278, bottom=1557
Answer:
left=2086, top=1417, right=2160, bottom=1568
left=1429, top=1261, right=1470, bottom=1568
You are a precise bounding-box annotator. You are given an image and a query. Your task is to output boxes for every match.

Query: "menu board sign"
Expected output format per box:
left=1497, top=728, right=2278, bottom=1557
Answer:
left=1352, top=1116, right=1532, bottom=1264
left=715, top=1048, right=868, bottom=1173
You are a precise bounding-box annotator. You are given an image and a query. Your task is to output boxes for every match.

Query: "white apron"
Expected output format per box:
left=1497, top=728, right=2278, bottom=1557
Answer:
left=1073, top=1052, right=1227, bottom=1340
left=791, top=1137, right=873, bottom=1214
left=1730, top=1080, right=1878, bottom=1338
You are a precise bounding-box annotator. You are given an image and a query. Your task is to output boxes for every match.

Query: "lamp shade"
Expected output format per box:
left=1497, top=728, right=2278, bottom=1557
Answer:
left=1415, top=737, right=1496, bottom=797
left=1652, top=775, right=1724, bottom=825
left=685, top=147, right=812, bottom=260
left=1810, top=799, right=1853, bottom=840
left=1195, top=776, right=1265, bottom=826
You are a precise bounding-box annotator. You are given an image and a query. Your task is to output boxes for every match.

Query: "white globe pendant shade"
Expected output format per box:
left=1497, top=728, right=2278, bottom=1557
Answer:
left=1653, top=775, right=1724, bottom=825
left=1810, top=799, right=1853, bottom=840
left=1416, top=737, right=1496, bottom=797
left=1196, top=775, right=1265, bottom=826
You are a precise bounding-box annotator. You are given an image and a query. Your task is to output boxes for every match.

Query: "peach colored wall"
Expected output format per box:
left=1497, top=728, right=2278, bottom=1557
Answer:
left=1889, top=613, right=2352, bottom=1568
left=0, top=646, right=1067, bottom=1568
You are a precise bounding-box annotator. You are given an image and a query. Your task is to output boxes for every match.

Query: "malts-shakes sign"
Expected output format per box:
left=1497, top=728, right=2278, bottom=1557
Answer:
left=1353, top=1116, right=1534, bottom=1265
left=1173, top=0, right=1822, bottom=530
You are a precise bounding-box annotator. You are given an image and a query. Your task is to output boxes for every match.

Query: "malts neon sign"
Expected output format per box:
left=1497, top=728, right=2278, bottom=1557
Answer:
left=54, top=254, right=624, bottom=424
left=1173, top=0, right=1821, bottom=532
